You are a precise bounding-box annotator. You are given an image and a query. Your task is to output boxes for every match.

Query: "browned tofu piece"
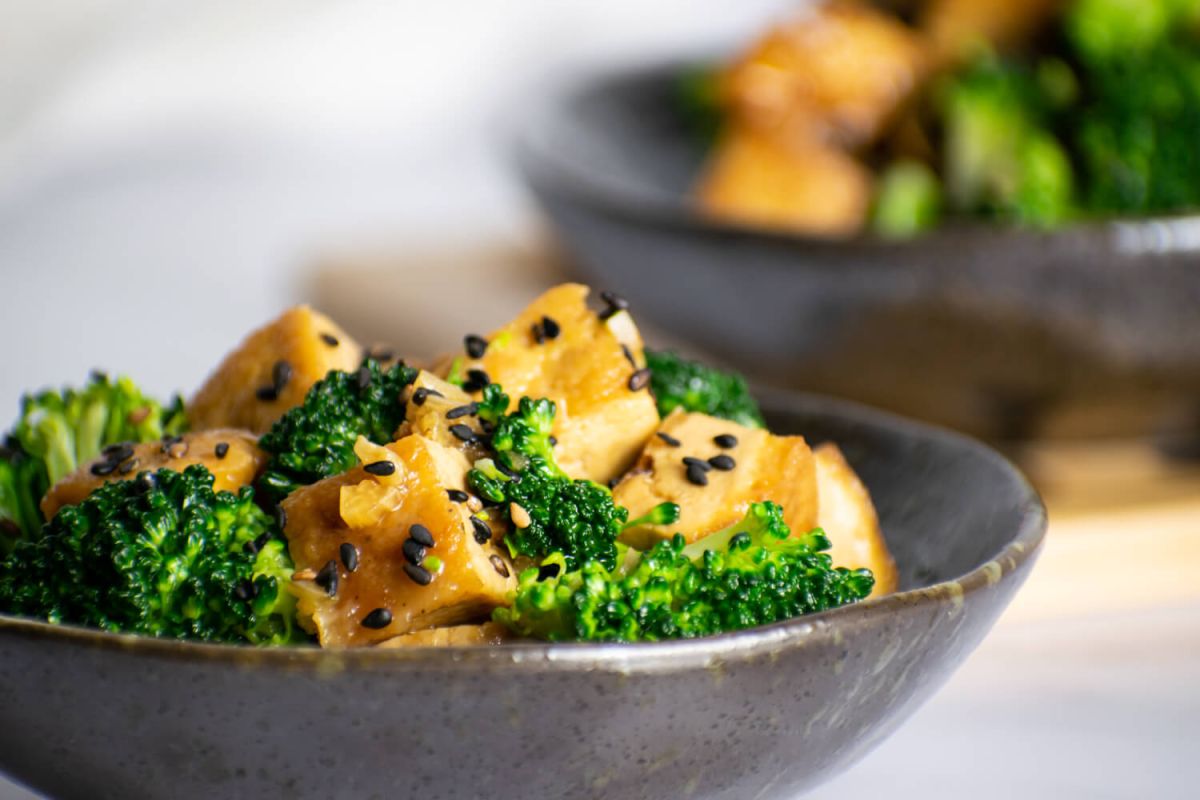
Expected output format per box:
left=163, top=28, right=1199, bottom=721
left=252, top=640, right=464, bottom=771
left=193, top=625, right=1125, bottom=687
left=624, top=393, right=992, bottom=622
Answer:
left=396, top=372, right=490, bottom=462
left=921, top=0, right=1064, bottom=68
left=720, top=1, right=926, bottom=147
left=40, top=429, right=265, bottom=519
left=614, top=411, right=818, bottom=550
left=695, top=126, right=873, bottom=236
left=189, top=306, right=361, bottom=435
left=376, top=622, right=512, bottom=648
left=282, top=435, right=517, bottom=647
left=814, top=443, right=898, bottom=597
left=440, top=283, right=659, bottom=485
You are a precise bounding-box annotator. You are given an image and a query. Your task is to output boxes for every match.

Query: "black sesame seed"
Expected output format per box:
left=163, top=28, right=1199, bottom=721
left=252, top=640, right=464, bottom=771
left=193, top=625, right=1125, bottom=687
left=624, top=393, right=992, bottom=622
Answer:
left=445, top=403, right=477, bottom=420
left=315, top=559, right=339, bottom=597
left=320, top=332, right=340, bottom=347
left=708, top=454, right=736, bottom=471
left=537, top=562, right=561, bottom=581
left=682, top=456, right=712, bottom=472
left=254, top=531, right=273, bottom=551
left=541, top=316, right=561, bottom=339
left=255, top=385, right=279, bottom=402
left=339, top=542, right=359, bottom=572
left=531, top=322, right=546, bottom=345
left=161, top=434, right=183, bottom=446
left=364, top=460, right=396, bottom=476
left=356, top=366, right=373, bottom=390
left=450, top=424, right=478, bottom=443
left=409, top=524, right=436, bottom=548
left=470, top=516, right=492, bottom=544
left=464, top=334, right=488, bottom=359
left=598, top=290, right=630, bottom=320
left=233, top=580, right=259, bottom=601
left=548, top=435, right=558, bottom=447
left=447, top=489, right=469, bottom=503
left=136, top=473, right=157, bottom=492
left=494, top=460, right=520, bottom=480
left=275, top=506, right=288, bottom=531
left=462, top=369, right=491, bottom=393
left=490, top=555, right=510, bottom=578
left=361, top=608, right=393, bottom=629
left=90, top=461, right=117, bottom=476
left=411, top=386, right=443, bottom=406
left=243, top=538, right=261, bottom=555
left=272, top=360, right=292, bottom=394
left=403, top=563, right=434, bottom=586
left=402, top=538, right=427, bottom=566
left=628, top=368, right=651, bottom=391
left=90, top=369, right=110, bottom=384
left=103, top=442, right=135, bottom=460
left=118, top=457, right=139, bottom=475
left=714, top=434, right=739, bottom=449
left=621, top=344, right=638, bottom=369
left=657, top=432, right=682, bottom=447
left=214, top=442, right=230, bottom=459
left=686, top=462, right=710, bottom=486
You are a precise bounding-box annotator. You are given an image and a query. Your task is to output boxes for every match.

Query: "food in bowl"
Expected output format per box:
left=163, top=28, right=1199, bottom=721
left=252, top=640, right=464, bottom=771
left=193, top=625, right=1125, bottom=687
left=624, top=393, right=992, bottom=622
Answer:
left=687, top=0, right=1200, bottom=236
left=0, top=285, right=895, bottom=647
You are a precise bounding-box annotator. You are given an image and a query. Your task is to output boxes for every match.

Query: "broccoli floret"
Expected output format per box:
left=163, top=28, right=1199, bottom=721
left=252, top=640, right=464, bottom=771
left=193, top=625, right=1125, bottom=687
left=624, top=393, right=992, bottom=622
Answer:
left=1069, top=42, right=1200, bottom=214
left=1065, top=0, right=1198, bottom=63
left=644, top=350, right=765, bottom=428
left=258, top=358, right=417, bottom=501
left=870, top=160, right=943, bottom=238
left=0, top=464, right=303, bottom=645
left=0, top=372, right=187, bottom=551
left=939, top=56, right=1076, bottom=227
left=467, top=385, right=632, bottom=570
left=495, top=501, right=874, bottom=642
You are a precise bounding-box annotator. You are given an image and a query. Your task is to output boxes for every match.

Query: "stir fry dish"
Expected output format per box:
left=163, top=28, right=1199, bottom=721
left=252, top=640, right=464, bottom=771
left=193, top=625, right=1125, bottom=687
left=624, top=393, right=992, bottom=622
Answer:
left=688, top=0, right=1200, bottom=236
left=0, top=286, right=896, bottom=647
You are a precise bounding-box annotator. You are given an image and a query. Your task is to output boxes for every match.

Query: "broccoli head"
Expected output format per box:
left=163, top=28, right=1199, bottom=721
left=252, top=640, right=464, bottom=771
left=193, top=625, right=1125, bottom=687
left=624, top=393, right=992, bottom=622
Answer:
left=258, top=358, right=418, bottom=501
left=0, top=464, right=303, bottom=645
left=495, top=501, right=875, bottom=642
left=644, top=349, right=765, bottom=428
left=0, top=372, right=187, bottom=550
left=939, top=56, right=1076, bottom=227
left=467, top=385, right=633, bottom=570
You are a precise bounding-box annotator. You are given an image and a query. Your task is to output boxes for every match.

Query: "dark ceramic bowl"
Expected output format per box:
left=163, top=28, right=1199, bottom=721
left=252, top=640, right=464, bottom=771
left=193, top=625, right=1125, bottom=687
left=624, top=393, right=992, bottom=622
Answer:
left=0, top=393, right=1044, bottom=800
left=517, top=61, right=1200, bottom=442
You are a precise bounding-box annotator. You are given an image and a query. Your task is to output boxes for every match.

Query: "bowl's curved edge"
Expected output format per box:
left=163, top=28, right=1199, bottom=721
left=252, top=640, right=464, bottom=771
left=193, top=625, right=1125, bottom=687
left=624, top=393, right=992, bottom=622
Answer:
left=0, top=391, right=1047, bottom=674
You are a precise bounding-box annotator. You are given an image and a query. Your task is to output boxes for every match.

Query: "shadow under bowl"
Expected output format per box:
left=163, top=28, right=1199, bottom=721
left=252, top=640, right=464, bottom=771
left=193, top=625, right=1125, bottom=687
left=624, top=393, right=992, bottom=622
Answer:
left=516, top=61, right=1200, bottom=442
left=0, top=392, right=1044, bottom=800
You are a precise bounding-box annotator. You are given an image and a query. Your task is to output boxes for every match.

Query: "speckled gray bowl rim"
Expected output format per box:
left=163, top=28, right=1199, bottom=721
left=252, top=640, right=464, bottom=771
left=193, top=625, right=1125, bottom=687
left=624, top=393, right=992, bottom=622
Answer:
left=0, top=390, right=1046, bottom=675
left=514, top=58, right=1200, bottom=259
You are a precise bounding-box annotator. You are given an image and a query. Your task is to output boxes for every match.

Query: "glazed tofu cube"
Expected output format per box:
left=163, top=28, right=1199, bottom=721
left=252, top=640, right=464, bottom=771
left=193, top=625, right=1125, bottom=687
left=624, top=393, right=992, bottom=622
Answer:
left=813, top=443, right=898, bottom=596
left=376, top=622, right=512, bottom=648
left=282, top=435, right=517, bottom=647
left=614, top=410, right=818, bottom=549
left=189, top=306, right=362, bottom=435
left=396, top=372, right=490, bottom=462
left=41, top=429, right=265, bottom=519
left=440, top=283, right=659, bottom=485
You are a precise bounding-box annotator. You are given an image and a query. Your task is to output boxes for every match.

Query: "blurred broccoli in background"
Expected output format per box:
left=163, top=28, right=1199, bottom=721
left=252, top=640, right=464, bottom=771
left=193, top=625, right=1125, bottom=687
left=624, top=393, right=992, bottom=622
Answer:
left=258, top=357, right=417, bottom=502
left=0, top=464, right=302, bottom=645
left=938, top=56, right=1076, bottom=228
left=645, top=349, right=765, bottom=428
left=0, top=373, right=186, bottom=551
left=1064, top=0, right=1200, bottom=214
left=496, top=501, right=874, bottom=642
left=870, top=160, right=943, bottom=237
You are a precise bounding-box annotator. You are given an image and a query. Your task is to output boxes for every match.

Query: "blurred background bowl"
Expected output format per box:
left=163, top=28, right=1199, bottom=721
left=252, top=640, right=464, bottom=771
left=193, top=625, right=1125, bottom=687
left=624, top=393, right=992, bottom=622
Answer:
left=517, top=60, right=1200, bottom=444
